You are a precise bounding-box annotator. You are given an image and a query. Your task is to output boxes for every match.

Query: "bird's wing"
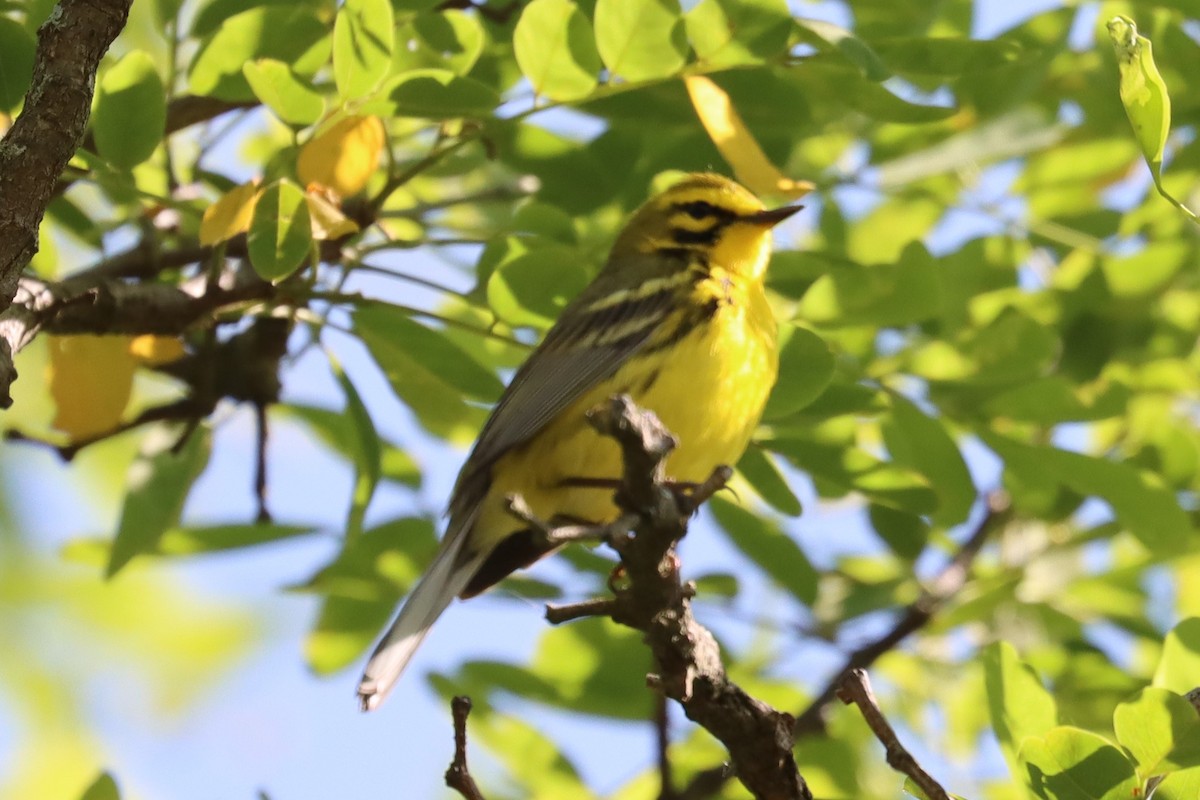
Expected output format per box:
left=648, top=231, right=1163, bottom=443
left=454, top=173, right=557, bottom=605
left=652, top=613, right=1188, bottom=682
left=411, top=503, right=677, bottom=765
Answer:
left=447, top=265, right=683, bottom=526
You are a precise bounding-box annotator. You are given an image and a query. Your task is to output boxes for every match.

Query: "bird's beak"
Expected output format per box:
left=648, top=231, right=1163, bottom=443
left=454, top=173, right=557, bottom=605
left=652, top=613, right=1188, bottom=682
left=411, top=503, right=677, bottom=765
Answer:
left=741, top=204, right=804, bottom=227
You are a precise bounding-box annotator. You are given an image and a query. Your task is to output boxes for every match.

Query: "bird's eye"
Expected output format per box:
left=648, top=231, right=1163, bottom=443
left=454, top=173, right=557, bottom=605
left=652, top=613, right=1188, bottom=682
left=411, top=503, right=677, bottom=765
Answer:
left=679, top=201, right=718, bottom=220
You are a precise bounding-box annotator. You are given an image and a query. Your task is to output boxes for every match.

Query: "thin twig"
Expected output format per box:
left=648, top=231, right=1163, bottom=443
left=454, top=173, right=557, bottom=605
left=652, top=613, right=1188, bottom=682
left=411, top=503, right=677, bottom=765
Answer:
left=837, top=669, right=951, bottom=800
left=303, top=291, right=528, bottom=348
left=678, top=491, right=1011, bottom=799
left=544, top=597, right=617, bottom=624
left=6, top=397, right=209, bottom=461
left=792, top=491, right=1012, bottom=737
left=370, top=136, right=476, bottom=215
left=444, top=696, right=487, bottom=800
left=254, top=402, right=271, bottom=523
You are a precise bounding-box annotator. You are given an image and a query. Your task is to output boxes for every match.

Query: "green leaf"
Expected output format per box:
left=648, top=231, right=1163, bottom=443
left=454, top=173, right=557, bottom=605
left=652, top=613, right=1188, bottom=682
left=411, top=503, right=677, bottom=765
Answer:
left=520, top=618, right=652, bottom=718
left=63, top=523, right=316, bottom=564
left=79, top=772, right=121, bottom=800
left=798, top=242, right=943, bottom=328
left=353, top=306, right=491, bottom=440
left=902, top=777, right=969, bottom=800
left=710, top=496, right=817, bottom=604
left=161, top=524, right=315, bottom=553
left=511, top=201, right=579, bottom=243
left=188, top=6, right=331, bottom=101
left=328, top=355, right=381, bottom=539
left=107, top=426, right=212, bottom=578
left=983, top=433, right=1191, bottom=554
left=735, top=446, right=801, bottom=517
left=765, top=436, right=938, bottom=516
left=692, top=571, right=739, bottom=598
left=867, top=503, right=930, bottom=561
left=247, top=179, right=312, bottom=282
left=1100, top=240, right=1192, bottom=298
left=593, top=0, right=688, bottom=83
left=1018, top=727, right=1139, bottom=800
left=982, top=376, right=1129, bottom=425
left=1114, top=688, right=1200, bottom=778
left=189, top=0, right=328, bottom=38
left=911, top=308, right=1058, bottom=386
left=333, top=0, right=394, bottom=100
left=1154, top=768, right=1200, bottom=800
left=242, top=58, right=324, bottom=125
left=762, top=323, right=835, bottom=420
left=881, top=394, right=974, bottom=526
left=0, top=17, right=35, bottom=112
left=304, top=518, right=438, bottom=674
left=281, top=404, right=421, bottom=487
left=685, top=0, right=792, bottom=68
left=371, top=68, right=499, bottom=118
left=393, top=11, right=486, bottom=76
left=1107, top=17, right=1168, bottom=177
left=453, top=711, right=591, bottom=796
left=486, top=244, right=592, bottom=330
left=983, top=641, right=1058, bottom=787
left=790, top=62, right=955, bottom=123
left=1155, top=618, right=1200, bottom=695
left=794, top=18, right=889, bottom=81
left=871, top=36, right=1025, bottom=76
left=92, top=51, right=166, bottom=170
left=514, top=0, right=602, bottom=102
left=1106, top=16, right=1196, bottom=222
left=355, top=305, right=503, bottom=401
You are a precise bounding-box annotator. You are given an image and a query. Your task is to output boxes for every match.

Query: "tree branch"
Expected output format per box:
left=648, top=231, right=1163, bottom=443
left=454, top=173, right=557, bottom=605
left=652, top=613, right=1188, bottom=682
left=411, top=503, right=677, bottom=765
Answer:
left=678, top=491, right=1011, bottom=799
left=837, top=669, right=952, bottom=800
left=655, top=693, right=676, bottom=800
left=0, top=266, right=274, bottom=370
left=445, top=696, right=487, bottom=800
left=544, top=395, right=812, bottom=800
left=792, top=491, right=1012, bottom=737
left=0, top=0, right=134, bottom=406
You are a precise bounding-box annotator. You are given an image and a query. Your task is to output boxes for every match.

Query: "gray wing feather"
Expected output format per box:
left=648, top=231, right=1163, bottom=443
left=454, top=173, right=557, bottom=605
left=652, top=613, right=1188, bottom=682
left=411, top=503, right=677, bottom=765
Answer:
left=446, top=267, right=680, bottom=527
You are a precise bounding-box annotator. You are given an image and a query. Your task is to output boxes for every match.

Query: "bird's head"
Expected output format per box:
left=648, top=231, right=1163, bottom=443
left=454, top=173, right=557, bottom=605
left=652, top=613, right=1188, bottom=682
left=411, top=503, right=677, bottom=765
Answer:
left=611, top=173, right=803, bottom=280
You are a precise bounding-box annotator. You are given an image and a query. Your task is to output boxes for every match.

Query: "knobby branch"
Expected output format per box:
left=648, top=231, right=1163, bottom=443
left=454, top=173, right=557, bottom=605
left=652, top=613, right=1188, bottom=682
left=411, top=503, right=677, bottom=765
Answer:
left=515, top=395, right=811, bottom=800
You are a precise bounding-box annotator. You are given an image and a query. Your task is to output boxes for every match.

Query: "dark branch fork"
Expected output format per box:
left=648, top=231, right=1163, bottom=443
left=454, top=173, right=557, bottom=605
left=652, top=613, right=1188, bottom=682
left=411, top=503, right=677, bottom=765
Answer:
left=679, top=492, right=1010, bottom=798
left=445, top=696, right=487, bottom=800
left=522, top=395, right=813, bottom=800
left=469, top=396, right=980, bottom=800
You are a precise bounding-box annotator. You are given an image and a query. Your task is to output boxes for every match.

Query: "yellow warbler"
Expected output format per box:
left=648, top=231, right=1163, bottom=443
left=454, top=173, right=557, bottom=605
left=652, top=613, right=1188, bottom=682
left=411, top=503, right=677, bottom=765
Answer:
left=359, top=173, right=800, bottom=710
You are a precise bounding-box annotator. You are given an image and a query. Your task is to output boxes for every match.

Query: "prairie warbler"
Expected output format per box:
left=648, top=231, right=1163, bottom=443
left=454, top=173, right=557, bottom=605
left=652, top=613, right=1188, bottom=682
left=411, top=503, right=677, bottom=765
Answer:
left=359, top=173, right=800, bottom=710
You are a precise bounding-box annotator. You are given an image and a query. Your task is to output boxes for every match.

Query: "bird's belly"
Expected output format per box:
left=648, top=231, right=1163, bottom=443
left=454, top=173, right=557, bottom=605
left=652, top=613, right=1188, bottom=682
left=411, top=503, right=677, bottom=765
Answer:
left=476, top=301, right=778, bottom=539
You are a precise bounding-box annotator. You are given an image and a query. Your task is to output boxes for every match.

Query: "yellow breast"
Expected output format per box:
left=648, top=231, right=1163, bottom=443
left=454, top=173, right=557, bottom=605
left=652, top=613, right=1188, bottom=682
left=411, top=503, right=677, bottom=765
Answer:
left=473, top=269, right=779, bottom=545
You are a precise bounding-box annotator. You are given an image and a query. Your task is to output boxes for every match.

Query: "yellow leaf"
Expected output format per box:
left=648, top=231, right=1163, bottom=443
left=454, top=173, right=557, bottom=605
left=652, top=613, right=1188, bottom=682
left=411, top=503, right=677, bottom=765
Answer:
left=47, top=335, right=136, bottom=438
left=296, top=115, right=386, bottom=198
left=684, top=75, right=814, bottom=200
left=128, top=334, right=185, bottom=366
left=305, top=188, right=361, bottom=240
left=199, top=180, right=262, bottom=246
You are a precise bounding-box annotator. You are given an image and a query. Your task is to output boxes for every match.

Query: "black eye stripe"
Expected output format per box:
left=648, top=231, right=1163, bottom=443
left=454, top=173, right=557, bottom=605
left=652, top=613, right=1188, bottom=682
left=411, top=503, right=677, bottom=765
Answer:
left=674, top=200, right=737, bottom=221
left=672, top=226, right=720, bottom=245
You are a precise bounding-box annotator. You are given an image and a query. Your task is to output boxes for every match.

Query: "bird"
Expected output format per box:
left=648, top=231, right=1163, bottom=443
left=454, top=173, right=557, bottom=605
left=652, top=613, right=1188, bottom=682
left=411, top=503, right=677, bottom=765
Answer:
left=357, top=172, right=801, bottom=711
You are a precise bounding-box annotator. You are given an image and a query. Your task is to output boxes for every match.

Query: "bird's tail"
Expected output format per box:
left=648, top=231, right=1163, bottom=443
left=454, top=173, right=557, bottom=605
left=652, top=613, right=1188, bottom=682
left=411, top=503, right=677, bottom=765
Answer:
left=357, top=533, right=484, bottom=711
